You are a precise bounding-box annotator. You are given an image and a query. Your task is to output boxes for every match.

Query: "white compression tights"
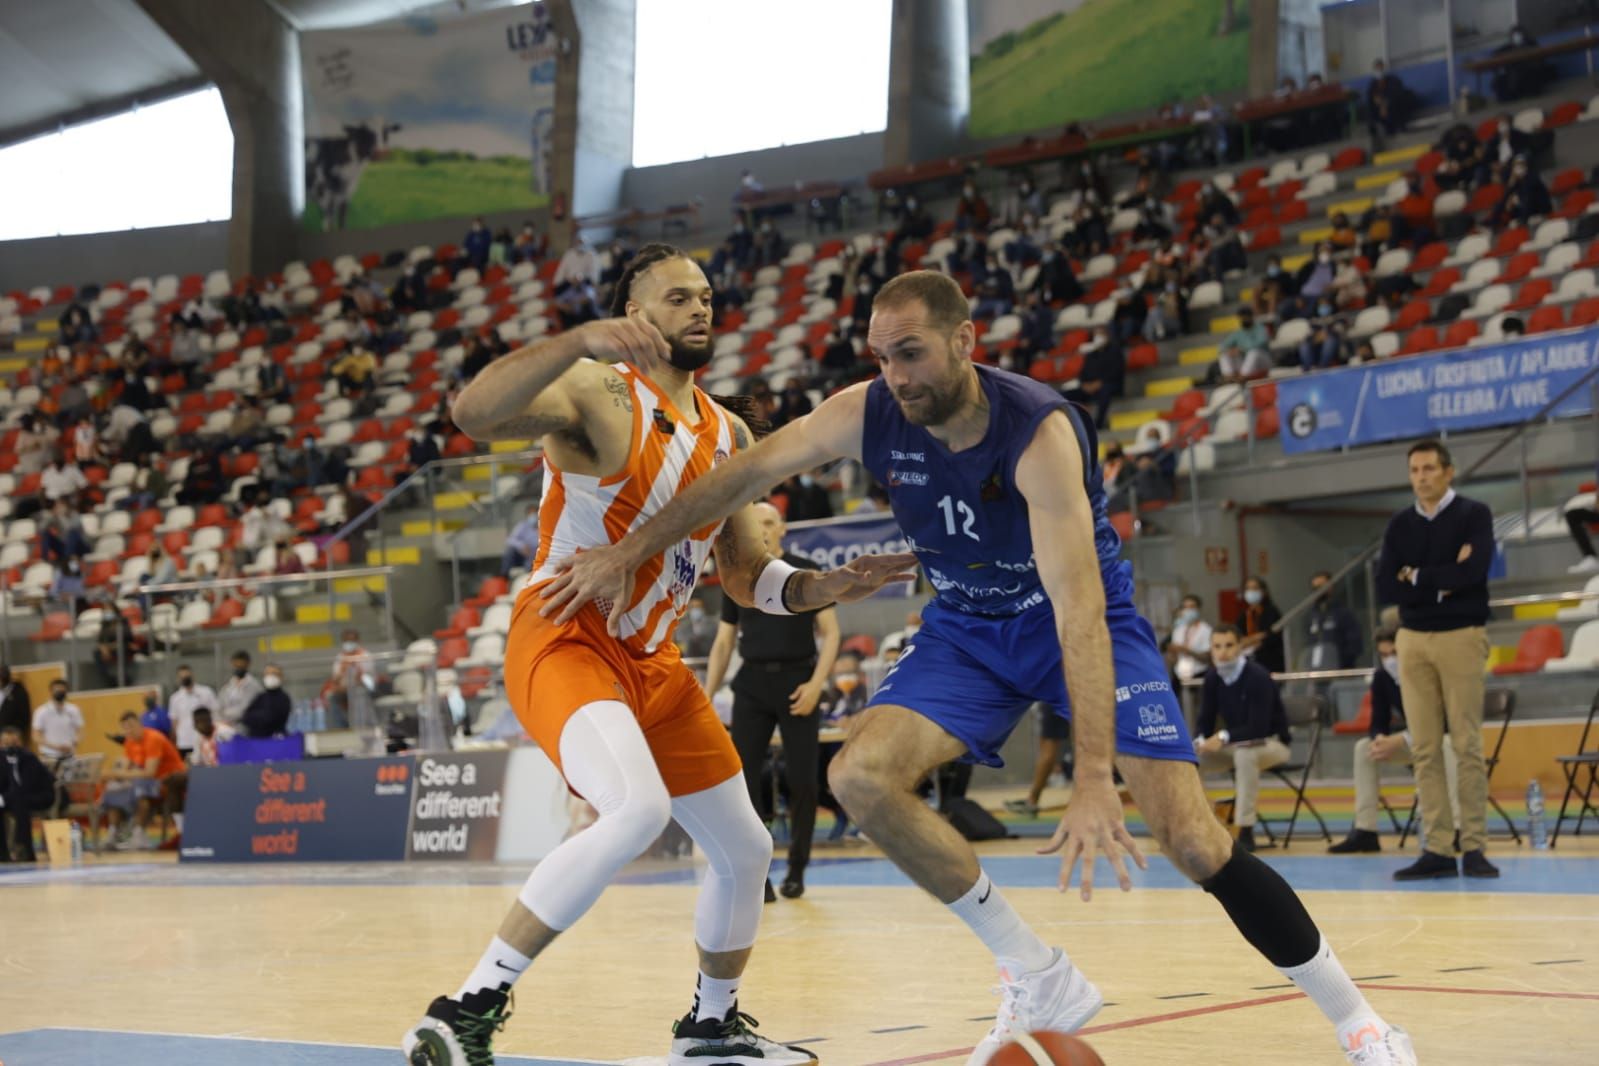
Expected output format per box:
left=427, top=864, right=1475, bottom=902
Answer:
left=517, top=700, right=772, bottom=953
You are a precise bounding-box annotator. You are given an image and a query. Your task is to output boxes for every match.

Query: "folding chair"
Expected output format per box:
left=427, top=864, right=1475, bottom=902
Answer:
left=1399, top=688, right=1522, bottom=846
left=1259, top=693, right=1332, bottom=847
left=1552, top=688, right=1599, bottom=846
left=49, top=753, right=106, bottom=851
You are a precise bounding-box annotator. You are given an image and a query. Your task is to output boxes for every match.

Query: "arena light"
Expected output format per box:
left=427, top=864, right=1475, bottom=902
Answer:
left=0, top=87, right=233, bottom=241
left=632, top=0, right=892, bottom=168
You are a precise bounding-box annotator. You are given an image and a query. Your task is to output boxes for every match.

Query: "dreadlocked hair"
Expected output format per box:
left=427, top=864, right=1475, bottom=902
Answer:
left=607, top=242, right=690, bottom=318
left=606, top=242, right=772, bottom=440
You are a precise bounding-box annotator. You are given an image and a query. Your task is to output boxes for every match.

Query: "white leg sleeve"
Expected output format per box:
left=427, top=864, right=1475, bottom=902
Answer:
left=516, top=700, right=672, bottom=931
left=670, top=773, right=774, bottom=954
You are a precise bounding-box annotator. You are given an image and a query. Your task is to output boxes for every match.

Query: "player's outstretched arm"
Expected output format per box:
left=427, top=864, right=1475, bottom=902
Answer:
left=1016, top=412, right=1147, bottom=901
left=451, top=318, right=671, bottom=442
left=539, top=385, right=877, bottom=627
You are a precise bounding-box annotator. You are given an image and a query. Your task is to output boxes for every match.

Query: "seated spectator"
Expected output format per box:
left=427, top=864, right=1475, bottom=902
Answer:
left=168, top=322, right=206, bottom=386
left=222, top=395, right=266, bottom=451
left=753, top=220, right=787, bottom=268
left=1329, top=631, right=1460, bottom=853
left=513, top=222, right=548, bottom=262
left=501, top=503, right=541, bottom=576
left=1296, top=244, right=1341, bottom=304
left=776, top=471, right=832, bottom=522
left=243, top=665, right=293, bottom=738
left=32, top=680, right=83, bottom=767
left=101, top=711, right=186, bottom=849
left=1, top=723, right=55, bottom=862
left=1142, top=272, right=1186, bottom=341
left=273, top=537, right=307, bottom=577
left=1194, top=625, right=1292, bottom=852
left=219, top=651, right=265, bottom=730
left=1298, top=298, right=1348, bottom=372
left=188, top=707, right=236, bottom=767
left=954, top=180, right=992, bottom=233
left=92, top=603, right=138, bottom=688
left=331, top=346, right=377, bottom=396
left=56, top=377, right=92, bottom=426
left=1164, top=594, right=1213, bottom=685
left=775, top=380, right=813, bottom=428
left=1239, top=576, right=1286, bottom=674
left=1210, top=339, right=1272, bottom=386
left=463, top=217, right=492, bottom=271
left=1010, top=291, right=1056, bottom=373
left=1490, top=24, right=1555, bottom=102
left=554, top=279, right=602, bottom=329
left=397, top=426, right=441, bottom=485
left=124, top=455, right=171, bottom=510
left=818, top=329, right=863, bottom=386
left=41, top=454, right=89, bottom=505
left=15, top=414, right=61, bottom=476
left=1132, top=195, right=1172, bottom=243
left=553, top=234, right=600, bottom=292
left=1327, top=212, right=1359, bottom=254
left=1304, top=571, right=1363, bottom=669
left=1565, top=465, right=1599, bottom=574
left=1366, top=58, right=1416, bottom=146
left=40, top=501, right=90, bottom=567
left=57, top=300, right=96, bottom=345
left=1352, top=339, right=1380, bottom=364
left=1491, top=156, right=1551, bottom=228
left=1001, top=176, right=1044, bottom=226
left=1032, top=242, right=1082, bottom=304
left=1108, top=451, right=1175, bottom=514
left=1222, top=306, right=1270, bottom=364
left=1062, top=329, right=1125, bottom=429
left=972, top=272, right=1014, bottom=321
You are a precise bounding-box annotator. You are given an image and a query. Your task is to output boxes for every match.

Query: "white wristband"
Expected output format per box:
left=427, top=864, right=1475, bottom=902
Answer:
left=753, top=558, right=799, bottom=615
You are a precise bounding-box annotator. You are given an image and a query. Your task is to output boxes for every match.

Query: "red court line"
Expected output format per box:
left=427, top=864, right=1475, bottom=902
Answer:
left=1360, top=982, right=1599, bottom=1002
left=862, top=982, right=1599, bottom=1065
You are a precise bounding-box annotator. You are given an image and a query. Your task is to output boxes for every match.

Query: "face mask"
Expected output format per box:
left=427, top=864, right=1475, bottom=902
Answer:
left=1177, top=608, right=1200, bottom=627
left=1267, top=265, right=1280, bottom=276
left=1318, top=303, right=1333, bottom=317
left=687, top=607, right=704, bottom=622
left=179, top=676, right=193, bottom=688
left=1318, top=253, right=1332, bottom=264
left=1381, top=655, right=1399, bottom=677
left=343, top=641, right=358, bottom=653
left=1244, top=589, right=1263, bottom=606
left=1216, top=657, right=1247, bottom=684
left=835, top=674, right=861, bottom=694
left=233, top=667, right=248, bottom=679
left=263, top=675, right=282, bottom=690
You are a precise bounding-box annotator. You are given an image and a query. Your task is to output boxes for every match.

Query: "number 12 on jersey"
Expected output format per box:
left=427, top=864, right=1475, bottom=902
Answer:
left=937, top=495, right=980, bottom=541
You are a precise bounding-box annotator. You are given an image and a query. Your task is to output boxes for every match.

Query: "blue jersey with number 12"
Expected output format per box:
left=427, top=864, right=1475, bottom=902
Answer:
left=860, top=364, right=1132, bottom=617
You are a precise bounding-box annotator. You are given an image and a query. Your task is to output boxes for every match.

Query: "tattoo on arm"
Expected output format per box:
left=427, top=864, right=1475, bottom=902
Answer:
left=715, top=522, right=739, bottom=568
left=602, top=374, right=634, bottom=413
left=780, top=571, right=827, bottom=613
left=732, top=418, right=751, bottom=451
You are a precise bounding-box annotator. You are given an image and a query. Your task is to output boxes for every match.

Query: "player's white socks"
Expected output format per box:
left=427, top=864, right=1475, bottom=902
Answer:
left=693, top=971, right=740, bottom=1021
left=948, top=870, right=1056, bottom=974
left=1279, top=935, right=1382, bottom=1033
left=457, top=936, right=532, bottom=999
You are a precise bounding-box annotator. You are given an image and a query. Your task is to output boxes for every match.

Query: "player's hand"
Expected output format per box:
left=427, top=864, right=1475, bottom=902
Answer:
left=809, top=552, right=920, bottom=605
left=578, top=317, right=671, bottom=370
left=1038, top=776, right=1146, bottom=901
left=789, top=679, right=823, bottom=717
left=537, top=544, right=637, bottom=632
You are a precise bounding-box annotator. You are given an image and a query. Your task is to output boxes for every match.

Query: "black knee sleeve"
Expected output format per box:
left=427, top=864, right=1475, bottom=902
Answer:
left=1200, top=842, right=1321, bottom=968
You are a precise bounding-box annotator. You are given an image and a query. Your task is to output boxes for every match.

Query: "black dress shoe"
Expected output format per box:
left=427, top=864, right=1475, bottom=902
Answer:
left=1461, top=849, right=1500, bottom=878
left=1237, top=826, right=1257, bottom=853
left=764, top=879, right=777, bottom=903
left=779, top=876, right=804, bottom=899
left=1328, top=829, right=1381, bottom=854
left=1393, top=850, right=1459, bottom=880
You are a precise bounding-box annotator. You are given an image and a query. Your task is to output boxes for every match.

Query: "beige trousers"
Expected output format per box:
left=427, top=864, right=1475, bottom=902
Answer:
left=1352, top=734, right=1460, bottom=833
left=1396, top=626, right=1489, bottom=854
left=1199, top=737, right=1292, bottom=827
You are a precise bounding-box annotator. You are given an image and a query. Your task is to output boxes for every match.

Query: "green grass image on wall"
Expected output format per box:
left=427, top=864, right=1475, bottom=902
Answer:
left=303, top=152, right=547, bottom=231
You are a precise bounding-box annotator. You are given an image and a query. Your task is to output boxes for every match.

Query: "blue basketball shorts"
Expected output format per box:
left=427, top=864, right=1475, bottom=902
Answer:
left=866, top=597, right=1197, bottom=768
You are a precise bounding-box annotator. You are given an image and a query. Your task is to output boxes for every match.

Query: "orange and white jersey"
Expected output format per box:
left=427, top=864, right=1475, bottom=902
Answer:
left=524, top=364, right=738, bottom=657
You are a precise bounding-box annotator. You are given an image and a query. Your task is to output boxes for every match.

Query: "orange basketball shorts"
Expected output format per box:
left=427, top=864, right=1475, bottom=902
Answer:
left=504, top=592, right=741, bottom=797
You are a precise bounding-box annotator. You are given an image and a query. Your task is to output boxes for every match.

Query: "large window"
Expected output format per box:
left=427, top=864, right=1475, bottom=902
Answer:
left=631, top=0, right=892, bottom=168
left=0, top=87, right=233, bottom=241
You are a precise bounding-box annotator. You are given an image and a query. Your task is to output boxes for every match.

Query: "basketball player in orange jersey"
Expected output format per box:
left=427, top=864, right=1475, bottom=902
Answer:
left=402, top=243, right=917, bottom=1066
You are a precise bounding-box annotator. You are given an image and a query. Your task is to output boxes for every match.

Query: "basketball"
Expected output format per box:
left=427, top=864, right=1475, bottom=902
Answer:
left=988, top=1031, right=1106, bottom=1065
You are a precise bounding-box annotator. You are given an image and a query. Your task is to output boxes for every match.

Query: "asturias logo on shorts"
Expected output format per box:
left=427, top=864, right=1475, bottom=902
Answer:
left=1135, top=704, right=1181, bottom=743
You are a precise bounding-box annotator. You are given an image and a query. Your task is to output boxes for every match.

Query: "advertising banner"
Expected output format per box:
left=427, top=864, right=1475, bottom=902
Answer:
left=406, top=750, right=510, bottom=861
left=299, top=2, right=558, bottom=231
left=180, top=757, right=412, bottom=862
left=1275, top=328, right=1598, bottom=455
left=786, top=513, right=915, bottom=598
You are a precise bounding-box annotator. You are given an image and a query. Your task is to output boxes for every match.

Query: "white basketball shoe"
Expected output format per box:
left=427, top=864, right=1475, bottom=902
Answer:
left=965, top=949, right=1104, bottom=1066
left=1342, top=1020, right=1418, bottom=1065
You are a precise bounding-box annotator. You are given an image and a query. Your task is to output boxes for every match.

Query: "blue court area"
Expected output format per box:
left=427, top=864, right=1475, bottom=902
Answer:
left=0, top=1029, right=603, bottom=1066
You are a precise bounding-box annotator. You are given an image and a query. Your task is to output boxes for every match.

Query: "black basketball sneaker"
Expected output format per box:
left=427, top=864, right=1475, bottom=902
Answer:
left=668, top=1005, right=818, bottom=1065
left=402, top=986, right=512, bottom=1066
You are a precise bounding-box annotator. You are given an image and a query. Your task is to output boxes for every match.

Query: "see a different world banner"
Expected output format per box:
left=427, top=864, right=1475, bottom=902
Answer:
left=300, top=3, right=558, bottom=231
left=1275, top=327, right=1597, bottom=455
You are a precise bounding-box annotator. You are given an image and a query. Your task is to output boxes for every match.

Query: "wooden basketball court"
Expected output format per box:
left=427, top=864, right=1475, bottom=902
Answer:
left=2, top=826, right=1594, bottom=1065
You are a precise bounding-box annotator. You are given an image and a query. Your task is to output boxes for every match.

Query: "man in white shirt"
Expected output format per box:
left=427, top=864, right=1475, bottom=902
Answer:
left=218, top=651, right=265, bottom=728
left=31, top=679, right=84, bottom=763
left=41, top=458, right=89, bottom=503
left=552, top=236, right=599, bottom=291
left=167, top=664, right=221, bottom=753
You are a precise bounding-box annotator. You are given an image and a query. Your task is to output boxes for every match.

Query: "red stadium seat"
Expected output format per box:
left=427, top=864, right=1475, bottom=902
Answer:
left=435, top=605, right=480, bottom=641
left=162, top=530, right=189, bottom=556
left=1412, top=242, right=1448, bottom=272
left=1329, top=146, right=1366, bottom=171
left=1109, top=511, right=1136, bottom=541
left=1253, top=407, right=1279, bottom=440
left=203, top=599, right=245, bottom=629
left=1125, top=344, right=1159, bottom=372
left=1443, top=320, right=1479, bottom=349
left=1546, top=101, right=1582, bottom=128
left=1394, top=298, right=1431, bottom=331
left=1402, top=326, right=1441, bottom=355
left=466, top=576, right=510, bottom=609
left=1492, top=625, right=1564, bottom=675
left=1526, top=305, right=1566, bottom=334
left=1551, top=168, right=1585, bottom=196
left=31, top=612, right=72, bottom=643
left=1490, top=227, right=1529, bottom=258
left=1334, top=692, right=1375, bottom=735
left=1570, top=298, right=1599, bottom=328
left=1420, top=268, right=1461, bottom=297
left=196, top=504, right=229, bottom=527
left=1505, top=278, right=1552, bottom=311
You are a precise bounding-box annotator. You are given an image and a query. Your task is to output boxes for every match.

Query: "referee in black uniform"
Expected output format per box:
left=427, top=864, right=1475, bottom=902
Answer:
left=706, top=501, right=840, bottom=900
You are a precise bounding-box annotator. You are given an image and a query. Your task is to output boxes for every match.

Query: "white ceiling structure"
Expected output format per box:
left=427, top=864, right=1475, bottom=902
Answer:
left=0, top=0, right=534, bottom=147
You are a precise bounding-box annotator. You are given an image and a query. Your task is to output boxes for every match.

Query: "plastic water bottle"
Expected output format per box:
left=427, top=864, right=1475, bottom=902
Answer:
left=69, top=822, right=83, bottom=862
left=1527, top=779, right=1549, bottom=850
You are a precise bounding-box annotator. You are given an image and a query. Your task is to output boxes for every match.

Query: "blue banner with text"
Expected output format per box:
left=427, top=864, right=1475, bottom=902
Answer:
left=1275, top=328, right=1597, bottom=454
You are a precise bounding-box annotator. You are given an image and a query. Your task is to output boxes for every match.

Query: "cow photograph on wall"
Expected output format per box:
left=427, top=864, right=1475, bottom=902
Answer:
left=305, top=120, right=401, bottom=231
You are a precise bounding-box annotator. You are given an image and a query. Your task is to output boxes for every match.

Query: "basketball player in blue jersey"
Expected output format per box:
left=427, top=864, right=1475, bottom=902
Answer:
left=541, top=271, right=1417, bottom=1065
